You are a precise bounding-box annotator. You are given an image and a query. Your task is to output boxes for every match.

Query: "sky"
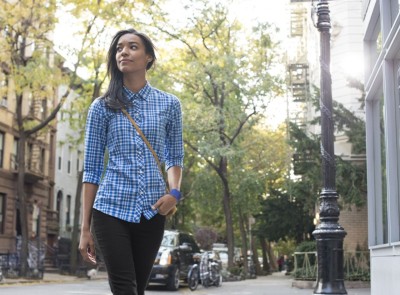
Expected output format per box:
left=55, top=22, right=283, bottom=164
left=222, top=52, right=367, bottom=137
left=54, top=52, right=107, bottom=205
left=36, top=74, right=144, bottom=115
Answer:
left=230, top=0, right=289, bottom=29
left=163, top=0, right=289, bottom=37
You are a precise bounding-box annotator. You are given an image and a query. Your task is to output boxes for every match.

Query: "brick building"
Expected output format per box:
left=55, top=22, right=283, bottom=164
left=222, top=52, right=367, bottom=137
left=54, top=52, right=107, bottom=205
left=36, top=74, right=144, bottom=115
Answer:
left=0, top=81, right=59, bottom=254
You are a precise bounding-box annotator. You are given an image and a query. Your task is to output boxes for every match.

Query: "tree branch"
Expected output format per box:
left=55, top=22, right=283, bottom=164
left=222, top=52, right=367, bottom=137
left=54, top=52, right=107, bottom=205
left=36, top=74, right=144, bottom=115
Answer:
left=184, top=139, right=219, bottom=172
left=229, top=109, right=257, bottom=145
left=25, top=91, right=69, bottom=136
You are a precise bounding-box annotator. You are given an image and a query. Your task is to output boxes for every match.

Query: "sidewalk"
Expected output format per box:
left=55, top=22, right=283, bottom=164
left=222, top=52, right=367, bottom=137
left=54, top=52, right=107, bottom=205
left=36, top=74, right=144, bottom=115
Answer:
left=266, top=272, right=371, bottom=295
left=232, top=272, right=371, bottom=295
left=0, top=270, right=371, bottom=295
left=0, top=270, right=108, bottom=286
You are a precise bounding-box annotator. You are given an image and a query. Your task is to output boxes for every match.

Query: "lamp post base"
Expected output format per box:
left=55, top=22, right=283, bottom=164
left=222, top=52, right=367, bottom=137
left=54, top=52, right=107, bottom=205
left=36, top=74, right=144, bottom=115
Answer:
left=313, top=223, right=347, bottom=295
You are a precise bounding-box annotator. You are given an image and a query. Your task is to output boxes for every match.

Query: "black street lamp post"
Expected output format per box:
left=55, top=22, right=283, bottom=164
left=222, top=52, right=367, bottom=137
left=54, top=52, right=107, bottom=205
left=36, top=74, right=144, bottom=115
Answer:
left=313, top=1, right=347, bottom=294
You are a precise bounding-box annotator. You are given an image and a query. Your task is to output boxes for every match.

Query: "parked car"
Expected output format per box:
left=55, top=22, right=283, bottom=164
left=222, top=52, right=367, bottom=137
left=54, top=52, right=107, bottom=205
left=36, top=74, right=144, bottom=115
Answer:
left=148, top=230, right=200, bottom=291
left=212, top=243, right=242, bottom=270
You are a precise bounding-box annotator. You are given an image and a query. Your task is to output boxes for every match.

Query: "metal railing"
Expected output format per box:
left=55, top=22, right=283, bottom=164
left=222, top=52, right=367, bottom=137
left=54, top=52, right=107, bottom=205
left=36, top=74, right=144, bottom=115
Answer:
left=293, top=251, right=317, bottom=280
left=292, top=251, right=370, bottom=281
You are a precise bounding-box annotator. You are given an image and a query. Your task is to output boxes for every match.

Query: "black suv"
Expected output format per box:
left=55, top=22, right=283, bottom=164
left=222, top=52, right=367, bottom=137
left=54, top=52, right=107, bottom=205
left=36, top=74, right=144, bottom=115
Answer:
left=148, top=230, right=200, bottom=291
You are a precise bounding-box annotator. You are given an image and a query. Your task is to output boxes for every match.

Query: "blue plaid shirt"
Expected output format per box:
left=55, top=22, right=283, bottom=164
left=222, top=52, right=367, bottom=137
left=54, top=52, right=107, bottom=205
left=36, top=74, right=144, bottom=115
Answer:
left=83, top=83, right=184, bottom=223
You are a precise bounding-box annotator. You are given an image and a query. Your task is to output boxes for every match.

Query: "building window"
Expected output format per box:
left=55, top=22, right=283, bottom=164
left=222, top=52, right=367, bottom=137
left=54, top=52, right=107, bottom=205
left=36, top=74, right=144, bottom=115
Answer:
left=12, top=138, right=18, bottom=170
left=56, top=190, right=62, bottom=213
left=67, top=158, right=71, bottom=174
left=41, top=99, right=47, bottom=121
left=77, top=151, right=81, bottom=172
left=58, top=156, right=62, bottom=171
left=49, top=134, right=54, bottom=170
left=28, top=92, right=34, bottom=117
left=27, top=143, right=33, bottom=170
left=0, top=73, right=8, bottom=108
left=67, top=147, right=72, bottom=174
left=0, top=132, right=4, bottom=168
left=0, top=193, right=5, bottom=234
left=66, top=195, right=71, bottom=225
left=40, top=148, right=45, bottom=173
left=56, top=190, right=62, bottom=227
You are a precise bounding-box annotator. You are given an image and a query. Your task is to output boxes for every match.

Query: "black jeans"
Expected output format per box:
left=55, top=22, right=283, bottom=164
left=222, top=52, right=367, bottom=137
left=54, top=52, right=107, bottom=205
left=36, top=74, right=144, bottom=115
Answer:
left=93, top=209, right=165, bottom=295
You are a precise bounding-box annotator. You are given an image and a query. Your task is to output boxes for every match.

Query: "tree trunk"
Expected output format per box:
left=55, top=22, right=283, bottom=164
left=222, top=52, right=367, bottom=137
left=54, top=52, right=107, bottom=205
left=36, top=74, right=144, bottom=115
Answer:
left=17, top=131, right=29, bottom=276
left=251, top=236, right=262, bottom=275
left=238, top=209, right=248, bottom=276
left=266, top=240, right=278, bottom=271
left=260, top=237, right=270, bottom=273
left=14, top=91, right=29, bottom=277
left=70, top=170, right=83, bottom=274
left=219, top=157, right=235, bottom=269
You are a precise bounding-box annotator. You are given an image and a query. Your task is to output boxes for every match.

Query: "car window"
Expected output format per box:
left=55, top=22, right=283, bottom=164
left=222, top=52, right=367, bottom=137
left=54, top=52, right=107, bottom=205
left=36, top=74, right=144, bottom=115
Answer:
left=161, top=232, right=177, bottom=247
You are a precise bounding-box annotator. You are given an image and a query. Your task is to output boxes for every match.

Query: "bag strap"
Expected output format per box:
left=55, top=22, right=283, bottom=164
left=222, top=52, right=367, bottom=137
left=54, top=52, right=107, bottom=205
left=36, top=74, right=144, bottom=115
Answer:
left=121, top=108, right=169, bottom=192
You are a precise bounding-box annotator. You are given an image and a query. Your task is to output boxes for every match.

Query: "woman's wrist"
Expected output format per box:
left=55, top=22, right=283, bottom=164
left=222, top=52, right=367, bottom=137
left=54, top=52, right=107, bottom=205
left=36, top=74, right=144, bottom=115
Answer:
left=169, top=188, right=182, bottom=202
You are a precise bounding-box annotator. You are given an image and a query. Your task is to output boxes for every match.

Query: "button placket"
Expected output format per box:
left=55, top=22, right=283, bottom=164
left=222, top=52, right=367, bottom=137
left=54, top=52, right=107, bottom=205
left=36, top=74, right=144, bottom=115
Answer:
left=135, top=113, right=146, bottom=205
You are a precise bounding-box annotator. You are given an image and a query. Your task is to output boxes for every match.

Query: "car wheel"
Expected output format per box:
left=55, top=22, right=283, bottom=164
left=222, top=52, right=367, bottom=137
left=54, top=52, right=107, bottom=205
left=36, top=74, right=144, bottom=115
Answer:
left=167, top=267, right=180, bottom=291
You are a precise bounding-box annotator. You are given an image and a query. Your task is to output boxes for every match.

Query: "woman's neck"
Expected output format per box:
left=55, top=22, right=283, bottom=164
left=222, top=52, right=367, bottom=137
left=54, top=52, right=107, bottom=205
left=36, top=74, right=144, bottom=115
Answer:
left=123, top=74, right=147, bottom=93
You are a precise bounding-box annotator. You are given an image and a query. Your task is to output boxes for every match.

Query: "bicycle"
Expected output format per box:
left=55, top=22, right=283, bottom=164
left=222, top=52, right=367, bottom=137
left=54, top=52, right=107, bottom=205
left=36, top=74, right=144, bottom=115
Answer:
left=187, top=253, right=202, bottom=291
left=199, top=251, right=222, bottom=288
left=187, top=251, right=222, bottom=291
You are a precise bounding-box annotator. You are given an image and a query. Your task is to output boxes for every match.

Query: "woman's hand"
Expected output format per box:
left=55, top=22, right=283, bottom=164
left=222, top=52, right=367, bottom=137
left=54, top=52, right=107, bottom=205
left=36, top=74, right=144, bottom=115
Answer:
left=79, top=229, right=97, bottom=265
left=152, top=194, right=177, bottom=216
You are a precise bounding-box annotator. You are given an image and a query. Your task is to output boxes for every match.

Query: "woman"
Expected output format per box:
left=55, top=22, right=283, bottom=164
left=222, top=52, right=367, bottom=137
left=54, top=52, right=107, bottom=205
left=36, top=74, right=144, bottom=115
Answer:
left=79, top=29, right=184, bottom=295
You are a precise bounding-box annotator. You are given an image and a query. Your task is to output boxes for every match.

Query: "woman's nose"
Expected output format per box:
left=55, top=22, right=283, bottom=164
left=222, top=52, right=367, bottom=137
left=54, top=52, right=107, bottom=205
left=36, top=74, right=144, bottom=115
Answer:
left=120, top=46, right=129, bottom=55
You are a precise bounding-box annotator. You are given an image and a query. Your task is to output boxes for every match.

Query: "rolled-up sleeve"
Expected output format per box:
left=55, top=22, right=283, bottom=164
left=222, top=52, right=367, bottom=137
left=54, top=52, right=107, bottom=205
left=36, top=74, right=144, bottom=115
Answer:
left=83, top=99, right=107, bottom=184
left=165, top=97, right=184, bottom=170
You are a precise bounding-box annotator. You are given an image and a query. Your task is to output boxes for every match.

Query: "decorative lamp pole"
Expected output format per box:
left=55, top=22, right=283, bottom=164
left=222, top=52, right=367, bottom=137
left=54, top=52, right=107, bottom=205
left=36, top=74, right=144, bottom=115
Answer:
left=313, top=1, right=347, bottom=294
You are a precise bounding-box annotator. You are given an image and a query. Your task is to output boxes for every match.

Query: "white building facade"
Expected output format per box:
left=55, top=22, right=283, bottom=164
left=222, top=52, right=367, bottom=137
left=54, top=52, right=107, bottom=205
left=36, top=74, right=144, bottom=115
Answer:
left=54, top=86, right=83, bottom=239
left=363, top=0, right=400, bottom=294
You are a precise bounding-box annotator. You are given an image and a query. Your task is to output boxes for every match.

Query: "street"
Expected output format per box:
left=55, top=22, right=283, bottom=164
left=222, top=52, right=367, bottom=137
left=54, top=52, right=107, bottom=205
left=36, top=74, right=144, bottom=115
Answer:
left=0, top=273, right=371, bottom=295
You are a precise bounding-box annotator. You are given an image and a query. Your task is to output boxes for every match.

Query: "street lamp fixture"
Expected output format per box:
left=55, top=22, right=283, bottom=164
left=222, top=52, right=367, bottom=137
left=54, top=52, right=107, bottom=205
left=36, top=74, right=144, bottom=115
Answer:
left=313, top=1, right=347, bottom=294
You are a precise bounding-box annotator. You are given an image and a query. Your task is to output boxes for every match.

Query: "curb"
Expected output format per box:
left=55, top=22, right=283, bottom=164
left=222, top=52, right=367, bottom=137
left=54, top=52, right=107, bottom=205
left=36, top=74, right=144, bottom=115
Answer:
left=0, top=274, right=108, bottom=287
left=292, top=280, right=370, bottom=289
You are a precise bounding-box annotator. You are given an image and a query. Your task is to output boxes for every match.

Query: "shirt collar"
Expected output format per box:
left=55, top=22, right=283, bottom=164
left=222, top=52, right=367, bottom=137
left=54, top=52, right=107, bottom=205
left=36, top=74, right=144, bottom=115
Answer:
left=123, top=82, right=152, bottom=102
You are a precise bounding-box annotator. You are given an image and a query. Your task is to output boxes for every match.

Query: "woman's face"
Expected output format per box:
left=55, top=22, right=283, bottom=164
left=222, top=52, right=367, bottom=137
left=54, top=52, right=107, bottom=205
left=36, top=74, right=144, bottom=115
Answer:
left=115, top=33, right=152, bottom=74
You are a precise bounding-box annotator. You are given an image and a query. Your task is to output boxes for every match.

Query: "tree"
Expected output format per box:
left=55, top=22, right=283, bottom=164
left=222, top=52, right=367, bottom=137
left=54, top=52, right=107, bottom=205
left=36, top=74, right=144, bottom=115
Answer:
left=230, top=125, right=291, bottom=275
left=0, top=0, right=67, bottom=276
left=307, top=82, right=367, bottom=207
left=149, top=0, right=283, bottom=268
left=194, top=227, right=218, bottom=250
left=256, top=189, right=315, bottom=243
